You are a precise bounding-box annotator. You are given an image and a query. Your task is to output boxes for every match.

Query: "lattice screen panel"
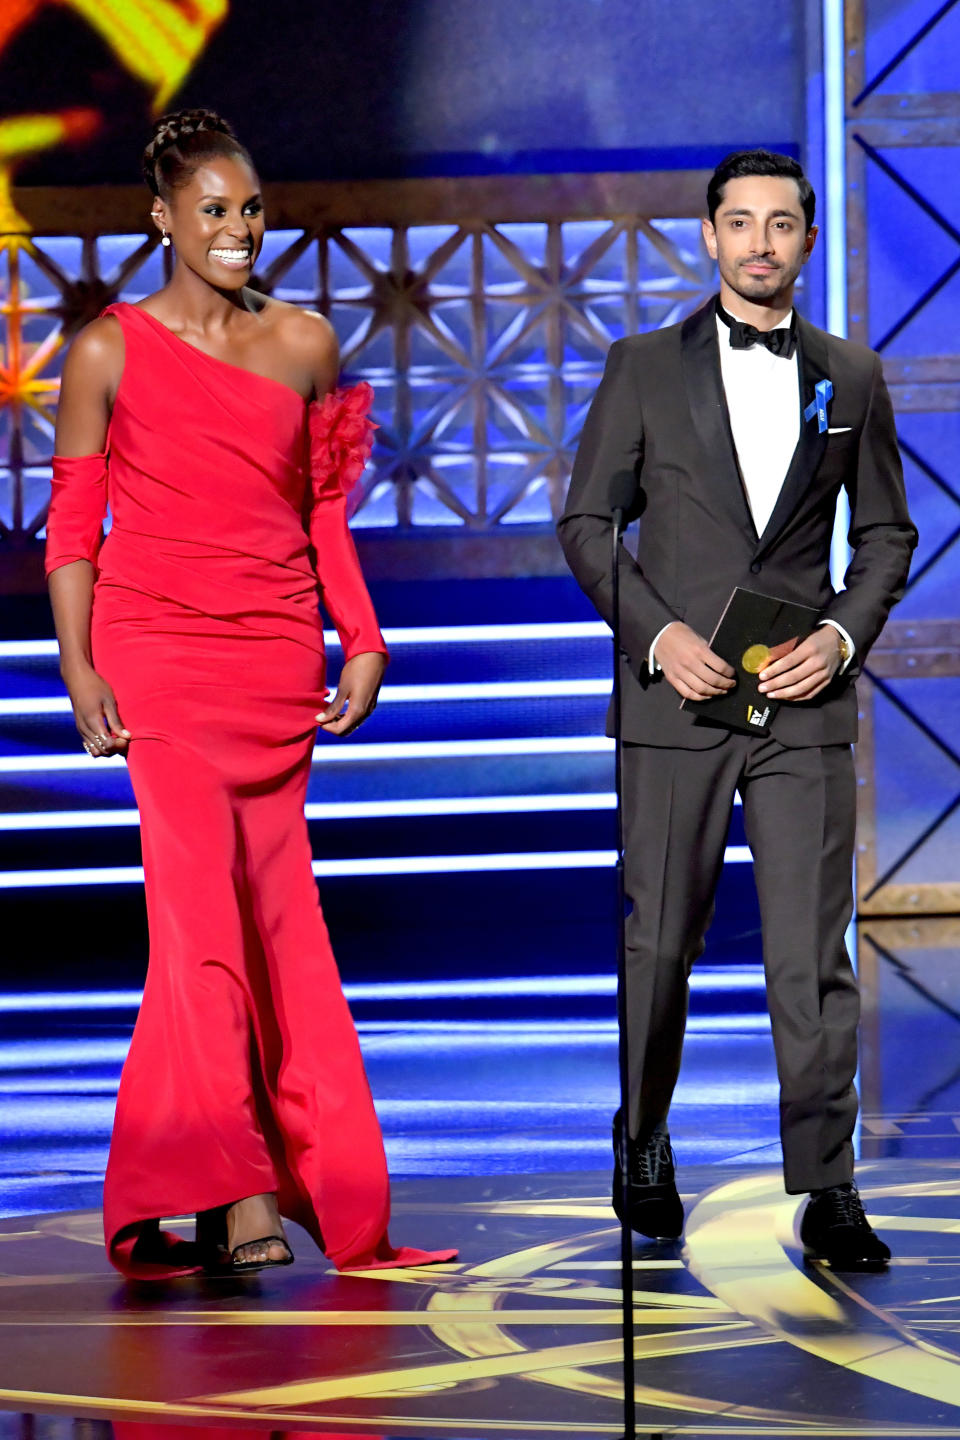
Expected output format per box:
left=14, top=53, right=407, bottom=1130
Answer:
left=857, top=917, right=960, bottom=1140
left=0, top=214, right=717, bottom=552
left=847, top=0, right=960, bottom=915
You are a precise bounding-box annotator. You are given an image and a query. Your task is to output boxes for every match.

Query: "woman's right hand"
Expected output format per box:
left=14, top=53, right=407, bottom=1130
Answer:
left=63, top=661, right=131, bottom=757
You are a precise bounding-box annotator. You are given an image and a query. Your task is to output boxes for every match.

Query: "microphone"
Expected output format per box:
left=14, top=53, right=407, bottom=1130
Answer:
left=608, top=469, right=639, bottom=535
left=607, top=461, right=638, bottom=1436
left=607, top=457, right=639, bottom=1428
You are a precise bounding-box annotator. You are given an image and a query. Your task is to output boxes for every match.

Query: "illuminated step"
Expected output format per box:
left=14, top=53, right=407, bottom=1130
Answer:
left=0, top=699, right=613, bottom=758
left=0, top=966, right=766, bottom=1012
left=0, top=678, right=613, bottom=716
left=0, top=845, right=753, bottom=888
left=0, top=626, right=614, bottom=700
left=0, top=792, right=617, bottom=831
left=0, top=736, right=616, bottom=774
left=0, top=623, right=611, bottom=663
left=0, top=749, right=740, bottom=810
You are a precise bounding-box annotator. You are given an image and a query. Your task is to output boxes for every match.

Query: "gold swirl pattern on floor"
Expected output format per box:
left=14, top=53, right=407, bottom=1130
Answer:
left=2, top=1165, right=960, bottom=1435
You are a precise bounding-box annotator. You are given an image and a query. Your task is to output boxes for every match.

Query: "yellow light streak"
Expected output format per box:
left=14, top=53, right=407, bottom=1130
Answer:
left=65, top=0, right=228, bottom=110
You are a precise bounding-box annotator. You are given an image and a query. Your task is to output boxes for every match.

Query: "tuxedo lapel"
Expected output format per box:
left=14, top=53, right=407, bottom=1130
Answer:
left=680, top=300, right=756, bottom=538
left=753, top=315, right=831, bottom=557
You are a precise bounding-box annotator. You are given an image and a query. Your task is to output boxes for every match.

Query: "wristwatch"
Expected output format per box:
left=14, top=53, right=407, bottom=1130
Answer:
left=835, top=631, right=852, bottom=668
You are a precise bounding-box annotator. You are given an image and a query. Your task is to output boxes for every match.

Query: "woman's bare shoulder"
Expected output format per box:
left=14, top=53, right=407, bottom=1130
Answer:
left=56, top=315, right=125, bottom=451
left=62, top=314, right=125, bottom=390
left=66, top=313, right=125, bottom=367
left=258, top=296, right=337, bottom=364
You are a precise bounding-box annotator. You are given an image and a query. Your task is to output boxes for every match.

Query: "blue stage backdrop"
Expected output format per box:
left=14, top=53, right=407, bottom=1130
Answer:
left=0, top=0, right=957, bottom=1220
left=0, top=0, right=956, bottom=994
left=841, top=0, right=960, bottom=921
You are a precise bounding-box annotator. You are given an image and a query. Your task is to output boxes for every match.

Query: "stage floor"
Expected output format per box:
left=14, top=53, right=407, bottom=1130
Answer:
left=4, top=1162, right=960, bottom=1438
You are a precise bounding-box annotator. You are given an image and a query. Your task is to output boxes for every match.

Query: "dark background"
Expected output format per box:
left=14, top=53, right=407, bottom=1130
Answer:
left=4, top=0, right=805, bottom=185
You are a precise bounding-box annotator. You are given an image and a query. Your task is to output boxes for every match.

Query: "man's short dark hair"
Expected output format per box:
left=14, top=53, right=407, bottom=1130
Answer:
left=707, top=150, right=816, bottom=231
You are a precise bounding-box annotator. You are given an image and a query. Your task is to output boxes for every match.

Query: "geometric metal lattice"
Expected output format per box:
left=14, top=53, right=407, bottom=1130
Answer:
left=0, top=231, right=168, bottom=549
left=857, top=915, right=960, bottom=1142
left=856, top=624, right=960, bottom=914
left=0, top=209, right=717, bottom=551
left=846, top=0, right=960, bottom=915
left=311, top=219, right=717, bottom=530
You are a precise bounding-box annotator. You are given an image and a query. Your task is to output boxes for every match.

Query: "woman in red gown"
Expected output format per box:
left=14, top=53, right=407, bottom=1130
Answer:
left=46, top=109, right=456, bottom=1279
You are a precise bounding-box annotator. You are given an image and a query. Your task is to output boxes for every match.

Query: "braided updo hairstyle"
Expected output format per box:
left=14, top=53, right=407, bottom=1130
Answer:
left=142, top=108, right=254, bottom=200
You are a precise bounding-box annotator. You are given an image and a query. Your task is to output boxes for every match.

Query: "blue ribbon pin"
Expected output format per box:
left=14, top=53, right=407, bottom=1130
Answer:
left=804, top=378, right=833, bottom=433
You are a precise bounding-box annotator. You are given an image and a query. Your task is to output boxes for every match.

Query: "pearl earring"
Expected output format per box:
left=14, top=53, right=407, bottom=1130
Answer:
left=161, top=229, right=171, bottom=248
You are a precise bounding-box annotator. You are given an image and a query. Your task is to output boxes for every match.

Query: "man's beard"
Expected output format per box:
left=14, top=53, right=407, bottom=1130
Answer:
left=725, top=255, right=803, bottom=304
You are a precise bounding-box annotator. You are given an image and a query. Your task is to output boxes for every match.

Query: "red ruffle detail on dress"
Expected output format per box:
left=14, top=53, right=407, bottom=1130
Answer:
left=308, top=381, right=377, bottom=518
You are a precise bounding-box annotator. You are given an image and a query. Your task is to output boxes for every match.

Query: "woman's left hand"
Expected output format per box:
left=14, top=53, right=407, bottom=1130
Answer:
left=316, top=651, right=388, bottom=737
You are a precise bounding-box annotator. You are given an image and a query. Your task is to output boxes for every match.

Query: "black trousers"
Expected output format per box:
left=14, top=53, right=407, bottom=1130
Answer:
left=622, top=733, right=859, bottom=1194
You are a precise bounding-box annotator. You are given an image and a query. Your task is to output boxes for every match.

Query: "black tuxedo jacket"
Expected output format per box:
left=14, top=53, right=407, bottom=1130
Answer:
left=558, top=296, right=918, bottom=748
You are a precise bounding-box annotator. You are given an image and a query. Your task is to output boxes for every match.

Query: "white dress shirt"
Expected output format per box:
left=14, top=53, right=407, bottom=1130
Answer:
left=647, top=304, right=854, bottom=672
left=717, top=307, right=799, bottom=536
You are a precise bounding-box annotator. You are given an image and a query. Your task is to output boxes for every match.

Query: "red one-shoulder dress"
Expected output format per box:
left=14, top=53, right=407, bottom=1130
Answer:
left=45, top=302, right=457, bottom=1278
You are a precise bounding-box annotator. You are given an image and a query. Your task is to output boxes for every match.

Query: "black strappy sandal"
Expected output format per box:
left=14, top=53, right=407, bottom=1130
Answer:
left=196, top=1202, right=294, bottom=1274
left=227, top=1234, right=295, bottom=1273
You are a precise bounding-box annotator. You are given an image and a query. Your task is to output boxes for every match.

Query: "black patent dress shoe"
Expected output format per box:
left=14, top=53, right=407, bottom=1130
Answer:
left=611, top=1116, right=684, bottom=1240
left=800, top=1181, right=891, bottom=1271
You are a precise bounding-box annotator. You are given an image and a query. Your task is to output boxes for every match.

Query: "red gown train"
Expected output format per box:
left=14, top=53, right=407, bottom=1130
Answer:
left=45, top=301, right=457, bottom=1278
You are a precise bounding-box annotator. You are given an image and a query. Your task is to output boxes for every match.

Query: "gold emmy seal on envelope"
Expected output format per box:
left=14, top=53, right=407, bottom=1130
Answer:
left=681, top=588, right=820, bottom=736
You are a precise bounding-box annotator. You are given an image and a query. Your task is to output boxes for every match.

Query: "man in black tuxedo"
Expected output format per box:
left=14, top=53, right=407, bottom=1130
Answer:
left=559, top=150, right=916, bottom=1270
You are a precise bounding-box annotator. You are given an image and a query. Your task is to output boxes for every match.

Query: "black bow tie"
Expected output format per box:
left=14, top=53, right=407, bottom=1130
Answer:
left=718, top=304, right=797, bottom=359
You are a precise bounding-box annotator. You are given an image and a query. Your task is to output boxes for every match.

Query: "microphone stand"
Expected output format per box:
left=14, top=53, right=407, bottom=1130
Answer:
left=611, top=504, right=635, bottom=1440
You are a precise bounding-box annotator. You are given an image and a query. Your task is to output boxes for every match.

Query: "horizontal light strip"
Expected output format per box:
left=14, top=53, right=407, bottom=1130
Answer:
left=0, top=623, right=611, bottom=663
left=322, top=851, right=614, bottom=877
left=0, top=793, right=617, bottom=831
left=314, top=846, right=750, bottom=876
left=0, top=698, right=72, bottom=715
left=0, top=966, right=765, bottom=1012
left=0, top=1094, right=775, bottom=1117
left=0, top=736, right=615, bottom=773
left=0, top=679, right=612, bottom=716
left=0, top=845, right=752, bottom=888
left=0, top=754, right=130, bottom=772
left=0, top=783, right=737, bottom=822
left=0, top=989, right=146, bottom=1011
left=356, top=1015, right=772, bottom=1036
left=0, top=1039, right=132, bottom=1067
left=0, top=1013, right=775, bottom=1054
left=0, top=641, right=61, bottom=658
left=0, top=808, right=141, bottom=830
left=0, top=865, right=146, bottom=887
left=380, top=622, right=610, bottom=645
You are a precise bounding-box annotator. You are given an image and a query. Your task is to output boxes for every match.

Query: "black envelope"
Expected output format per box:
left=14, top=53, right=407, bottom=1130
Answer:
left=681, top=587, right=820, bottom=736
